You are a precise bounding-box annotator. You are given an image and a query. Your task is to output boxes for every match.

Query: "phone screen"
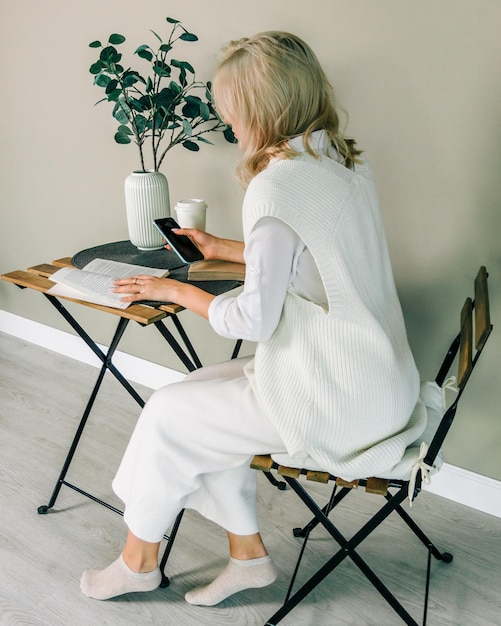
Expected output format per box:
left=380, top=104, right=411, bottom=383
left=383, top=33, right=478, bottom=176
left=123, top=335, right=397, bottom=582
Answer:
left=153, top=217, right=204, bottom=264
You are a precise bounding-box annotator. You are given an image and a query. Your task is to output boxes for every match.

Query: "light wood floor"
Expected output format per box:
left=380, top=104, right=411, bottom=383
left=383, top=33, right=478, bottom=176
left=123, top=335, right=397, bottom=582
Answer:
left=1, top=331, right=500, bottom=626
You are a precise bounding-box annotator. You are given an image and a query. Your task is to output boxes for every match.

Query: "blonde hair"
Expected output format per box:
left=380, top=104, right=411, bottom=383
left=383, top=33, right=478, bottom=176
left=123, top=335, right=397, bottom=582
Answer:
left=213, top=31, right=362, bottom=186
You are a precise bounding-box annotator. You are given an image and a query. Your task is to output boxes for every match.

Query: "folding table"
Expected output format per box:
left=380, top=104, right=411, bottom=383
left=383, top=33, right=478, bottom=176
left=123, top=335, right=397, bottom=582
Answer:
left=1, top=241, right=242, bottom=520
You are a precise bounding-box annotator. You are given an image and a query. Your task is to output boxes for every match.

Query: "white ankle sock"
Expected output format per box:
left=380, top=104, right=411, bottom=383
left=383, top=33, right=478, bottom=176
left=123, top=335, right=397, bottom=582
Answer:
left=80, top=554, right=161, bottom=600
left=185, top=555, right=277, bottom=606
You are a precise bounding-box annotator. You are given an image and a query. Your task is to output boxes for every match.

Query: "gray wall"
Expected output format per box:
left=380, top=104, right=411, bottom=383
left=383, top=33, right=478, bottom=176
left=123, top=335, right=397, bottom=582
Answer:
left=1, top=0, right=500, bottom=479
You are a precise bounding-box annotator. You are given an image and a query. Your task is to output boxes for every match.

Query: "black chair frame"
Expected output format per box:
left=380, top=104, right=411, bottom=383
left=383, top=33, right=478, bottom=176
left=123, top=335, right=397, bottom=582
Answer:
left=251, top=266, right=492, bottom=626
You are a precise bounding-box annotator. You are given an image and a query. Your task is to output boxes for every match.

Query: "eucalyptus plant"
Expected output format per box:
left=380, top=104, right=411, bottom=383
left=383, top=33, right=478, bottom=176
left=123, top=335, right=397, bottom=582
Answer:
left=89, top=16, right=235, bottom=172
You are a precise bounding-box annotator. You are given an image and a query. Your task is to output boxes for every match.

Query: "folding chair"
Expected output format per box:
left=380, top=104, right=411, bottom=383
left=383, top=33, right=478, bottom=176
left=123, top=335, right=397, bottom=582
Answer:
left=250, top=266, right=493, bottom=625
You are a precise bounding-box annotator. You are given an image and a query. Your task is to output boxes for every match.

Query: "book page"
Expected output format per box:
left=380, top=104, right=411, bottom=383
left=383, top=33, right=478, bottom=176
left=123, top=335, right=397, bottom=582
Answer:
left=48, top=268, right=131, bottom=308
left=82, top=258, right=169, bottom=278
left=47, top=281, right=130, bottom=309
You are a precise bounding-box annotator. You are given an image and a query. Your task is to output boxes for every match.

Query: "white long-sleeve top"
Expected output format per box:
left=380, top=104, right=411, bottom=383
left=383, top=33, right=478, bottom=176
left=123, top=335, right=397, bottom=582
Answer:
left=209, top=217, right=326, bottom=341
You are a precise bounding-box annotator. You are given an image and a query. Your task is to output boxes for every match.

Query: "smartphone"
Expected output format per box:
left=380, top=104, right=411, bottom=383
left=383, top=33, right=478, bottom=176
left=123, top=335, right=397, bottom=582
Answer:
left=153, top=217, right=204, bottom=264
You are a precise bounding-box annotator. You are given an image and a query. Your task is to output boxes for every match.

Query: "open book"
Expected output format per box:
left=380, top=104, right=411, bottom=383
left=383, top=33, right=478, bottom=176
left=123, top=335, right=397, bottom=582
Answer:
left=188, top=260, right=246, bottom=282
left=48, top=258, right=169, bottom=309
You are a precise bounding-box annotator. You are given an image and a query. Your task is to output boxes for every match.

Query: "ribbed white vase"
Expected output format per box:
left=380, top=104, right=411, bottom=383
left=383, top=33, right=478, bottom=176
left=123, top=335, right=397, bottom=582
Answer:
left=124, top=170, right=170, bottom=250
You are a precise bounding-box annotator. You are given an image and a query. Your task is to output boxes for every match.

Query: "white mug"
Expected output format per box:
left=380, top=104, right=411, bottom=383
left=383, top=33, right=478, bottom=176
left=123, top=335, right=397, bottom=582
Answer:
left=175, top=198, right=207, bottom=230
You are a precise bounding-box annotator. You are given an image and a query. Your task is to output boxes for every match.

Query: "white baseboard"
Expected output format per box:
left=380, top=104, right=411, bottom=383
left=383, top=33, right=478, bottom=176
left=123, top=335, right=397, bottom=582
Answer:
left=1, top=310, right=500, bottom=519
left=423, top=463, right=501, bottom=518
left=0, top=310, right=185, bottom=389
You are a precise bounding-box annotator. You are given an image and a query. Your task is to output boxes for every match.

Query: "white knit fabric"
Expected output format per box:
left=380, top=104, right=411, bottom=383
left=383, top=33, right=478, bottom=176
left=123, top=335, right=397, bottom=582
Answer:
left=242, top=153, right=427, bottom=481
left=272, top=380, right=446, bottom=482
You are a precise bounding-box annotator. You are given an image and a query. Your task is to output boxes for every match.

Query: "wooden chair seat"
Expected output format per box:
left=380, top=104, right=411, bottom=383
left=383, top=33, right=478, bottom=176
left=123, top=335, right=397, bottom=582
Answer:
left=251, top=454, right=389, bottom=493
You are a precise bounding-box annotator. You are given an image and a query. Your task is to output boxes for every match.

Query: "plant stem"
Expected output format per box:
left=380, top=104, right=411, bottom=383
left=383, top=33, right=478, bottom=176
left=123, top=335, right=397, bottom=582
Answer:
left=119, top=84, right=147, bottom=171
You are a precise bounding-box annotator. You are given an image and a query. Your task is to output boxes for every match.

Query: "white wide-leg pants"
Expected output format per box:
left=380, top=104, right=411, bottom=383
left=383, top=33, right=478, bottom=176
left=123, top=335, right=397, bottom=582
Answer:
left=112, top=357, right=286, bottom=543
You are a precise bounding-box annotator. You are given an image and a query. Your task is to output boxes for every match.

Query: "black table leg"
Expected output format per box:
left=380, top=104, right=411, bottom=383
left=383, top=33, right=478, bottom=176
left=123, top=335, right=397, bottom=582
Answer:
left=154, top=318, right=199, bottom=372
left=38, top=311, right=143, bottom=514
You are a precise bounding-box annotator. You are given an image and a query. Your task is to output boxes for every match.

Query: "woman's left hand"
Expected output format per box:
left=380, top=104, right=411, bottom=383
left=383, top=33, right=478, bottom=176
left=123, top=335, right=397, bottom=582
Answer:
left=113, top=275, right=214, bottom=319
left=113, top=275, right=179, bottom=304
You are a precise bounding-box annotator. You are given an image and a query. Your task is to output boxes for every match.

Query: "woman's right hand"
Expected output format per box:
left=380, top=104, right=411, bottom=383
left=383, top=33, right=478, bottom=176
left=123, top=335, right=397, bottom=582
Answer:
left=169, top=228, right=245, bottom=264
left=171, top=228, right=220, bottom=260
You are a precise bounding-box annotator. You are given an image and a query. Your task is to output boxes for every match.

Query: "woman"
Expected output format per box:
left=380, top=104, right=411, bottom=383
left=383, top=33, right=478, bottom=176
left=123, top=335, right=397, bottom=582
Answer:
left=80, top=31, right=426, bottom=606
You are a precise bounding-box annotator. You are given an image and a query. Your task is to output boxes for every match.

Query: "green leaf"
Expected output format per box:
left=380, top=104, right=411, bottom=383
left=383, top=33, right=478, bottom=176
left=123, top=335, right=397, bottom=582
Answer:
left=136, top=47, right=153, bottom=62
left=169, top=81, right=181, bottom=95
left=171, top=59, right=195, bottom=74
left=153, top=60, right=171, bottom=78
left=182, top=101, right=200, bottom=118
left=205, top=86, right=213, bottom=102
left=199, top=102, right=211, bottom=121
left=94, top=74, right=111, bottom=88
left=183, top=140, right=199, bottom=151
left=224, top=127, right=238, bottom=143
left=166, top=17, right=180, bottom=24
left=180, top=32, right=198, bottom=42
left=157, top=87, right=175, bottom=108
left=89, top=61, right=103, bottom=75
left=89, top=40, right=102, bottom=48
left=139, top=95, right=153, bottom=111
left=108, top=34, right=126, bottom=45
left=100, top=45, right=122, bottom=64
left=122, top=71, right=141, bottom=88
left=156, top=115, right=173, bottom=131
left=113, top=105, right=130, bottom=125
left=105, top=79, right=118, bottom=94
left=135, top=115, right=147, bottom=134
left=129, top=97, right=147, bottom=112
left=159, top=43, right=172, bottom=53
left=182, top=119, right=193, bottom=136
left=117, top=124, right=133, bottom=135
left=150, top=29, right=163, bottom=43
left=115, top=130, right=132, bottom=144
left=107, top=88, right=122, bottom=102
left=197, top=136, right=213, bottom=145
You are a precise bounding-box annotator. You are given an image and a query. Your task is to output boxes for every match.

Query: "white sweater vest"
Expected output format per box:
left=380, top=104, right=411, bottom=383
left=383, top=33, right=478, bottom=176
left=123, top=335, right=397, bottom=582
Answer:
left=243, top=153, right=426, bottom=481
